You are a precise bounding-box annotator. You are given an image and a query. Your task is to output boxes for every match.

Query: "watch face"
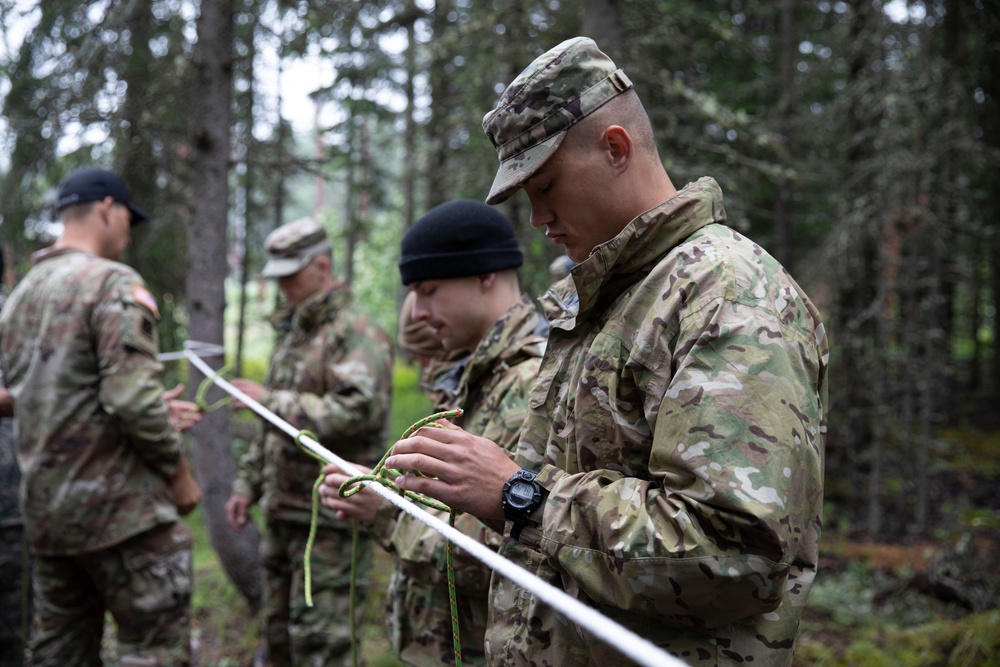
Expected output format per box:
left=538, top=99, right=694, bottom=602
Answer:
left=508, top=480, right=536, bottom=509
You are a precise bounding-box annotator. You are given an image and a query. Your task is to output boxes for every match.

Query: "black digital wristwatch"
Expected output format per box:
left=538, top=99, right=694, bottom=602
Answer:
left=501, top=468, right=542, bottom=539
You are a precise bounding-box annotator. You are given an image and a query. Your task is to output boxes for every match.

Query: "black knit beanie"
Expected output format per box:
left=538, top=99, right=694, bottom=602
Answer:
left=399, top=199, right=523, bottom=285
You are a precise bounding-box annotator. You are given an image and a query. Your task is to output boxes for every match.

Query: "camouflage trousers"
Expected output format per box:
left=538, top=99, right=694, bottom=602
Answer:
left=388, top=566, right=488, bottom=666
left=0, top=526, right=31, bottom=667
left=27, top=521, right=192, bottom=667
left=261, top=520, right=372, bottom=667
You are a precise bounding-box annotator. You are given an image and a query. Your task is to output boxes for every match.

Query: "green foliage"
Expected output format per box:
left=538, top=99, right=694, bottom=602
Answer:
left=797, top=612, right=1000, bottom=667
left=387, top=359, right=434, bottom=444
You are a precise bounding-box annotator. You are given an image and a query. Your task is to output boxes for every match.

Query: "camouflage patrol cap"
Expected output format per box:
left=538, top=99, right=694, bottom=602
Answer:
left=261, top=217, right=331, bottom=278
left=482, top=36, right=633, bottom=205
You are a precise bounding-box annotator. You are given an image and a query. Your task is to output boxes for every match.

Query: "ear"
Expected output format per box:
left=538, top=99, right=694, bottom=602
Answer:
left=602, top=125, right=633, bottom=173
left=98, top=196, right=116, bottom=223
left=313, top=254, right=332, bottom=272
left=479, top=273, right=497, bottom=291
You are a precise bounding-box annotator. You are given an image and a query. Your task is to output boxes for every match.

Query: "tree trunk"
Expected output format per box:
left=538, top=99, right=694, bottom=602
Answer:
left=772, top=0, right=795, bottom=266
left=424, top=0, right=453, bottom=208
left=188, top=0, right=261, bottom=610
left=343, top=114, right=357, bottom=284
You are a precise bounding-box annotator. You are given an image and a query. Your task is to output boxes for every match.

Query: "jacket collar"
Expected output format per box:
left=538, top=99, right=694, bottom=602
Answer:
left=541, top=177, right=726, bottom=328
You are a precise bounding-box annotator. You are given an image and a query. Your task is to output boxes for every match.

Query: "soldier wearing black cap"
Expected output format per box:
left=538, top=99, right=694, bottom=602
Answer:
left=318, top=199, right=548, bottom=666
left=225, top=216, right=394, bottom=667
left=377, top=38, right=829, bottom=667
left=0, top=167, right=202, bottom=666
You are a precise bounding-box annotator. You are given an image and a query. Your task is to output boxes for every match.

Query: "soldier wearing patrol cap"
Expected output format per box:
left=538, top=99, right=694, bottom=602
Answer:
left=380, top=37, right=829, bottom=666
left=226, top=216, right=393, bottom=667
left=0, top=166, right=202, bottom=666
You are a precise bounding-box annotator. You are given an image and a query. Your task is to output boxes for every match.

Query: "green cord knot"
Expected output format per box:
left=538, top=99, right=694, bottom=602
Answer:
left=296, top=409, right=466, bottom=667
left=338, top=408, right=466, bottom=666
left=337, top=408, right=463, bottom=509
left=194, top=363, right=234, bottom=412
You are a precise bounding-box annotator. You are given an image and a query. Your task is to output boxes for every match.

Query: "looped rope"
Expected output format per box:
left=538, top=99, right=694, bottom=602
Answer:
left=193, top=362, right=234, bottom=413
left=338, top=408, right=465, bottom=666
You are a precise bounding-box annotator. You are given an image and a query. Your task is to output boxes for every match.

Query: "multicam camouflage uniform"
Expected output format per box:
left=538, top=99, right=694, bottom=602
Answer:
left=485, top=179, right=828, bottom=666
left=1, top=284, right=29, bottom=667
left=1, top=373, right=30, bottom=667
left=233, top=280, right=393, bottom=667
left=370, top=294, right=547, bottom=666
left=0, top=247, right=192, bottom=667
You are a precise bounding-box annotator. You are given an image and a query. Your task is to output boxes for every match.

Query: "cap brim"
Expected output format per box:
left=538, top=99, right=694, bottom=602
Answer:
left=260, top=257, right=309, bottom=278
left=485, top=131, right=566, bottom=205
left=126, top=202, right=151, bottom=225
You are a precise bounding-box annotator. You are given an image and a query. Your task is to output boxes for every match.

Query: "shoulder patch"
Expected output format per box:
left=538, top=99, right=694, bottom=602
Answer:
left=132, top=285, right=159, bottom=317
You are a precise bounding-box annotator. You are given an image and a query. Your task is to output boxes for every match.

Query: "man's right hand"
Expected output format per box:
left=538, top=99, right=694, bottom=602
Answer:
left=318, top=463, right=382, bottom=523
left=226, top=493, right=251, bottom=531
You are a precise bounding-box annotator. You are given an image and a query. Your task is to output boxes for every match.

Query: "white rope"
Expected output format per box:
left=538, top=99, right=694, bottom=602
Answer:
left=184, top=346, right=690, bottom=667
left=158, top=340, right=226, bottom=362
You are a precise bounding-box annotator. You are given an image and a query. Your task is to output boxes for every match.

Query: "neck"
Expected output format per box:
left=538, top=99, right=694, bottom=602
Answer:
left=481, top=282, right=522, bottom=332
left=55, top=226, right=105, bottom=258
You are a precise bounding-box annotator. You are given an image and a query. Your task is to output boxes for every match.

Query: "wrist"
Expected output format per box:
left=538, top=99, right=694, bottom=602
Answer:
left=501, top=468, right=543, bottom=539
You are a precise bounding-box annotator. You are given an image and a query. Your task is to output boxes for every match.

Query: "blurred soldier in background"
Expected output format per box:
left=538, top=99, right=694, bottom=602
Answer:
left=226, top=217, right=394, bottom=667
left=0, top=240, right=31, bottom=667
left=0, top=167, right=202, bottom=666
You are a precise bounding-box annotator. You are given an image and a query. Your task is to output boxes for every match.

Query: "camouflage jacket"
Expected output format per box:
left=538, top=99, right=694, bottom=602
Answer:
left=377, top=294, right=547, bottom=666
left=418, top=350, right=467, bottom=410
left=0, top=247, right=181, bottom=555
left=0, top=285, right=17, bottom=530
left=0, top=416, right=17, bottom=529
left=486, top=178, right=828, bottom=667
left=233, top=280, right=393, bottom=527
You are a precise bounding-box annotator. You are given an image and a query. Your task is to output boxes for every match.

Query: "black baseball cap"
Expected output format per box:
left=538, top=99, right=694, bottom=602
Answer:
left=56, top=167, right=151, bottom=225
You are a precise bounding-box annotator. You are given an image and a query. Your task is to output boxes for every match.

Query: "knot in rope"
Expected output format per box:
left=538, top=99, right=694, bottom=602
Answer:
left=336, top=408, right=466, bottom=666
left=194, top=363, right=234, bottom=413
left=337, top=408, right=464, bottom=513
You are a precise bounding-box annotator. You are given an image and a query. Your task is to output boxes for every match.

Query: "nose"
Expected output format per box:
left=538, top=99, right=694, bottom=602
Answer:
left=528, top=197, right=553, bottom=229
left=411, top=296, right=430, bottom=322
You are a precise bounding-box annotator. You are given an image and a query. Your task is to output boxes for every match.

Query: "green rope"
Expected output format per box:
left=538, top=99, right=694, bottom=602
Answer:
left=293, top=429, right=327, bottom=608
left=294, top=429, right=363, bottom=667
left=194, top=362, right=234, bottom=412
left=339, top=408, right=465, bottom=667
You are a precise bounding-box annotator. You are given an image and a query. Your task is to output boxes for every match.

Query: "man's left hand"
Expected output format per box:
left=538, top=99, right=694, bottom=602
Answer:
left=230, top=378, right=266, bottom=410
left=163, top=384, right=202, bottom=432
left=384, top=419, right=519, bottom=521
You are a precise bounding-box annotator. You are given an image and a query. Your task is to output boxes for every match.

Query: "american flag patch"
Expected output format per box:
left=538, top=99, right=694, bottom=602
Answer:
left=132, top=284, right=159, bottom=317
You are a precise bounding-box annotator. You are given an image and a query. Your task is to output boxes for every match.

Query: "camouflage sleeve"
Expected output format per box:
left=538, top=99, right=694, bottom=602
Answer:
left=439, top=361, right=538, bottom=577
left=533, top=296, right=824, bottom=627
left=263, top=313, right=393, bottom=456
left=472, top=362, right=537, bottom=455
left=95, top=270, right=180, bottom=480
left=231, top=433, right=264, bottom=502
left=370, top=496, right=401, bottom=551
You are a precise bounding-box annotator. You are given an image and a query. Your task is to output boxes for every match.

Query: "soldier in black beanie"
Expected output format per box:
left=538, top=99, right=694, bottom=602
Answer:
left=319, top=198, right=548, bottom=666
left=398, top=198, right=524, bottom=285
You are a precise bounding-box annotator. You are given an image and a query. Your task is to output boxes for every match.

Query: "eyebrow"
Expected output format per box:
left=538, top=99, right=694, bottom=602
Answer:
left=524, top=158, right=555, bottom=189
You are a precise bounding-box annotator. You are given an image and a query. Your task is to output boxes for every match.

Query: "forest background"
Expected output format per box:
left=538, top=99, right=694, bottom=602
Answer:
left=1, top=0, right=998, bottom=665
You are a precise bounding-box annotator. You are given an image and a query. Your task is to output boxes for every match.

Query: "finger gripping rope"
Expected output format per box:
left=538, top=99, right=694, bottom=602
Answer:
left=336, top=408, right=466, bottom=666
